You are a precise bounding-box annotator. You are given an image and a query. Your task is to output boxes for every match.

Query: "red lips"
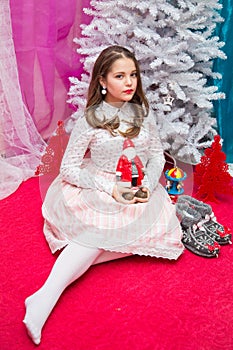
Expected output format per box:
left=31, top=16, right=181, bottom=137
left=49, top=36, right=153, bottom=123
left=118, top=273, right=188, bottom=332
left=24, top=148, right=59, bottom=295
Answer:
left=124, top=90, right=134, bottom=94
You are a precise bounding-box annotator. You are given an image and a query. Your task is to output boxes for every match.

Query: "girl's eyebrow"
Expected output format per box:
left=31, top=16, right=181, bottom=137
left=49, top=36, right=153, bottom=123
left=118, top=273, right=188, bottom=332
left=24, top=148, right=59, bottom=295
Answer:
left=113, top=70, right=137, bottom=74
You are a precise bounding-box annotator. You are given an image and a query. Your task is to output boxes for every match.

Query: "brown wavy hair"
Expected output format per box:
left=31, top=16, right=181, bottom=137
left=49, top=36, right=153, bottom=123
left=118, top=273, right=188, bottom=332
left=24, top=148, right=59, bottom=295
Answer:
left=85, top=46, right=149, bottom=138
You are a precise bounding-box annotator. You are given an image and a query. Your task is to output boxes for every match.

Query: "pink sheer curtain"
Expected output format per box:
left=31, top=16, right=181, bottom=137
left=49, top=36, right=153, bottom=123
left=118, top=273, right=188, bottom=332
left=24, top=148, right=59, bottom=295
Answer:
left=0, top=0, right=46, bottom=199
left=10, top=0, right=91, bottom=140
left=0, top=0, right=91, bottom=200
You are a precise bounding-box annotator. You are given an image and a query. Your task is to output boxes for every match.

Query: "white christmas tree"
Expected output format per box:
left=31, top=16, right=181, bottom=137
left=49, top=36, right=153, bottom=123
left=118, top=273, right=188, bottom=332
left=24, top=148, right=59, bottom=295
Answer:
left=67, top=0, right=226, bottom=164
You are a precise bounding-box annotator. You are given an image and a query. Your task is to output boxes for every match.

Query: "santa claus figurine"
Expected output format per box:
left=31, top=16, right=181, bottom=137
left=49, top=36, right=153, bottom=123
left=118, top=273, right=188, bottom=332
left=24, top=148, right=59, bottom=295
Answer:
left=116, top=139, right=147, bottom=200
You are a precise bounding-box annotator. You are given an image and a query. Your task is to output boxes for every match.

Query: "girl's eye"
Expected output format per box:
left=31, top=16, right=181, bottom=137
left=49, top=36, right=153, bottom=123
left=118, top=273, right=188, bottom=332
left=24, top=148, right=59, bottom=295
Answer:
left=115, top=72, right=137, bottom=79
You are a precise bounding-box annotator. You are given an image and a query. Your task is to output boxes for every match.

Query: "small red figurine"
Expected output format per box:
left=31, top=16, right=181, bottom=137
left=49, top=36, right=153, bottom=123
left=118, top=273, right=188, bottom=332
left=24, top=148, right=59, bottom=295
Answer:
left=116, top=139, right=147, bottom=200
left=116, top=139, right=144, bottom=187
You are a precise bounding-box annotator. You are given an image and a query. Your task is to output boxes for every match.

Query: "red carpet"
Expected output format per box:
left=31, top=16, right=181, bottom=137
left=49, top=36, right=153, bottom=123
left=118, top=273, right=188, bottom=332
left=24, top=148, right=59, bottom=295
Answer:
left=1, top=176, right=233, bottom=350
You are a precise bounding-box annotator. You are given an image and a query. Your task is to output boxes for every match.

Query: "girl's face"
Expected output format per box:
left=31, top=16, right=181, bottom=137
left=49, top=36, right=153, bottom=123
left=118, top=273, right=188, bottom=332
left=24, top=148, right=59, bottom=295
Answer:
left=100, top=57, right=138, bottom=105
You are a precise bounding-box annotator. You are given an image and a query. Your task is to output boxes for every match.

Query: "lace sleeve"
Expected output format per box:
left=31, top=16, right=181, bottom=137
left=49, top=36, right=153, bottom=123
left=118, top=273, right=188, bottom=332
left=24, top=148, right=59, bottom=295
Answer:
left=141, top=112, right=165, bottom=193
left=60, top=117, right=115, bottom=195
left=60, top=117, right=93, bottom=185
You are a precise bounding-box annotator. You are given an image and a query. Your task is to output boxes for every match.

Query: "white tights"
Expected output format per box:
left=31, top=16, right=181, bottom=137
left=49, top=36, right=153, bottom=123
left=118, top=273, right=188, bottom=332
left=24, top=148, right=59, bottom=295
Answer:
left=23, top=243, right=103, bottom=345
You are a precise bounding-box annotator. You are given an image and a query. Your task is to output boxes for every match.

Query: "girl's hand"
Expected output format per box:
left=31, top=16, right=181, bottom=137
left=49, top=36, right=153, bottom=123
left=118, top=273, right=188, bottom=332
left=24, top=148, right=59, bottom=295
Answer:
left=134, top=187, right=150, bottom=203
left=112, top=184, right=136, bottom=204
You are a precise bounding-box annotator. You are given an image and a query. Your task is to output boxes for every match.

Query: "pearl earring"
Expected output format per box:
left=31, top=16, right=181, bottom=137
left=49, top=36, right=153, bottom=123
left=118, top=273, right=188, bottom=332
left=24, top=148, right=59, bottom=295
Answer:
left=101, top=87, right=107, bottom=95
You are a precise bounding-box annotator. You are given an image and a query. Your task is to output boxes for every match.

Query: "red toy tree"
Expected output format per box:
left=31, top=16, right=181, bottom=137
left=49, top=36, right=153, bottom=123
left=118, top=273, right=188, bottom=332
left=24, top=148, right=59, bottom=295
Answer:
left=194, top=135, right=233, bottom=202
left=35, top=121, right=69, bottom=199
left=35, top=121, right=69, bottom=177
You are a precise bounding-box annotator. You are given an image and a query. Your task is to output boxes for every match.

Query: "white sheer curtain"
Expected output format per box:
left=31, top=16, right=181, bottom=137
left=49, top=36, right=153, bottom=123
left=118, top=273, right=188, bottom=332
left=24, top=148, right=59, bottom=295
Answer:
left=0, top=0, right=46, bottom=199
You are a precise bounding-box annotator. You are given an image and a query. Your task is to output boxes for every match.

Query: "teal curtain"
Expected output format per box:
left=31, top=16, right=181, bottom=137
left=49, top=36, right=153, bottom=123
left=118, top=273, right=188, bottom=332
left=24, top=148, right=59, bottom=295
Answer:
left=213, top=0, right=233, bottom=162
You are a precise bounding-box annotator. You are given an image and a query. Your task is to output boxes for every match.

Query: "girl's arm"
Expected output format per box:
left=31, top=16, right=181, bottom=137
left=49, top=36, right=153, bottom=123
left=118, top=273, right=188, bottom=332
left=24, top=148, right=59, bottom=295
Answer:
left=60, top=117, right=116, bottom=195
left=60, top=117, right=93, bottom=187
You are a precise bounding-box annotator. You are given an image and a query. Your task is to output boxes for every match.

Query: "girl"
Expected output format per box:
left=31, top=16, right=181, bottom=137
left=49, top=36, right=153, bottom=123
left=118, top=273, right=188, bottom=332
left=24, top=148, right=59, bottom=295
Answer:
left=23, top=45, right=184, bottom=345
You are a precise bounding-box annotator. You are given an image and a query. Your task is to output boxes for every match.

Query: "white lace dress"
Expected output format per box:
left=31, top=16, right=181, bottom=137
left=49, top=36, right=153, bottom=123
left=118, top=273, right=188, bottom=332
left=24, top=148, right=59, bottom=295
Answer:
left=42, top=102, right=184, bottom=260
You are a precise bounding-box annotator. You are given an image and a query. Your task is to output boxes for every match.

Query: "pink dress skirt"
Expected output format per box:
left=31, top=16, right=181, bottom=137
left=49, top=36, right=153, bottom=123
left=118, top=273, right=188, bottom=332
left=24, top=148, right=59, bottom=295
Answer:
left=42, top=170, right=184, bottom=260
